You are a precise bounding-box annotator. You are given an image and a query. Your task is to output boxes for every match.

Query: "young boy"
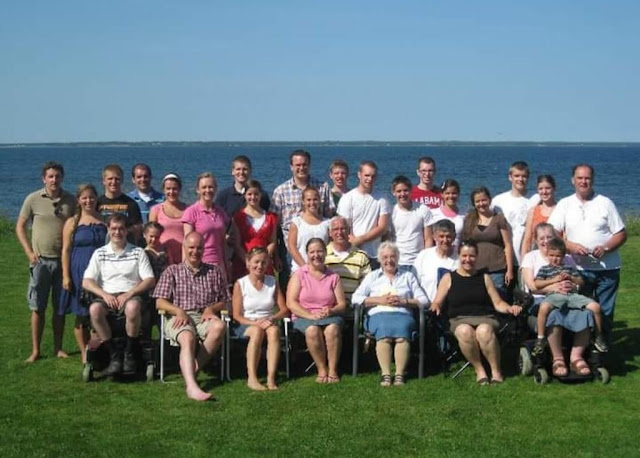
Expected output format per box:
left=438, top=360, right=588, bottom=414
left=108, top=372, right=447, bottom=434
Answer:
left=389, top=175, right=433, bottom=269
left=329, top=159, right=349, bottom=206
left=142, top=222, right=167, bottom=280
left=532, top=238, right=608, bottom=356
left=215, top=155, right=270, bottom=217
left=491, top=161, right=535, bottom=266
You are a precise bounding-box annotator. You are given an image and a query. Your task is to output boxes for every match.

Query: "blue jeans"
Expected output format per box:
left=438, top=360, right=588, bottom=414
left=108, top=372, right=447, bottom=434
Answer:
left=488, top=270, right=508, bottom=302
left=580, top=269, right=620, bottom=337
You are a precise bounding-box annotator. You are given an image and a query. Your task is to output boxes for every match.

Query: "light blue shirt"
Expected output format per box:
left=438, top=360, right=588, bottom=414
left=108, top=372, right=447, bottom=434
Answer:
left=352, top=268, right=428, bottom=316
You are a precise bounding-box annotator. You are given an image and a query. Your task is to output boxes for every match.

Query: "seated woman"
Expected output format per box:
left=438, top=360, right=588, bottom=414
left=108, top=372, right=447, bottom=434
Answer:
left=462, top=187, right=514, bottom=300
left=430, top=240, right=522, bottom=385
left=286, top=238, right=347, bottom=383
left=521, top=223, right=595, bottom=377
left=232, top=246, right=289, bottom=391
left=352, top=242, right=429, bottom=386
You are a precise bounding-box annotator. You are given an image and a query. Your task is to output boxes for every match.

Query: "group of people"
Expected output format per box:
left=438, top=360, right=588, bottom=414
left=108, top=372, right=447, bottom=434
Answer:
left=16, top=151, right=626, bottom=400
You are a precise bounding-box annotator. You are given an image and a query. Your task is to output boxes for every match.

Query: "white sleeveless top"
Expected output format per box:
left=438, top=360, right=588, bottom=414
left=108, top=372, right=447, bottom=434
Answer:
left=291, top=215, right=330, bottom=272
left=237, top=275, right=277, bottom=320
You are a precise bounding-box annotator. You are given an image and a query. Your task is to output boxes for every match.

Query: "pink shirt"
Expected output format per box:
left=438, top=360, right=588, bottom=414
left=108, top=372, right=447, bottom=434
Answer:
left=294, top=265, right=339, bottom=318
left=182, top=202, right=229, bottom=276
left=150, top=203, right=184, bottom=266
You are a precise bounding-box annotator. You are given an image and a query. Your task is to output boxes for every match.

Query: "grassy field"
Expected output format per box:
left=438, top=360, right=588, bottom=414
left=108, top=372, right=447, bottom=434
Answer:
left=1, top=230, right=639, bottom=457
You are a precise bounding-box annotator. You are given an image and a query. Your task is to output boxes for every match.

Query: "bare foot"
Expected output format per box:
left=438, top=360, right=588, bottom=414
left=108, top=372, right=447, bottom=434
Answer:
left=56, top=350, right=69, bottom=358
left=247, top=379, right=267, bottom=391
left=267, top=381, right=279, bottom=390
left=25, top=352, right=40, bottom=363
left=186, top=386, right=213, bottom=401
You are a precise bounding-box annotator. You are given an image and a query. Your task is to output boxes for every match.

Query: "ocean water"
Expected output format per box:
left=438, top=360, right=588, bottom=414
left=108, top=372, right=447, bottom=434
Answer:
left=1, top=144, right=638, bottom=219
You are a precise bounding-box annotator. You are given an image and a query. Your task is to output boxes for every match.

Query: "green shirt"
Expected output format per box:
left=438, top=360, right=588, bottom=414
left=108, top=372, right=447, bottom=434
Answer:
left=19, top=188, right=76, bottom=257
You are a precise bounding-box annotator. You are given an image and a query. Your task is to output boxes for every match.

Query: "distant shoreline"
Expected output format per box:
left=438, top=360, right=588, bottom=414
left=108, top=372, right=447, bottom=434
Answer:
left=2, top=141, right=640, bottom=148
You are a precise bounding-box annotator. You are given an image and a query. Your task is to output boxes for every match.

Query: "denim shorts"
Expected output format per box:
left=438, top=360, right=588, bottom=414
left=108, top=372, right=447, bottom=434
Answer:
left=293, top=315, right=344, bottom=334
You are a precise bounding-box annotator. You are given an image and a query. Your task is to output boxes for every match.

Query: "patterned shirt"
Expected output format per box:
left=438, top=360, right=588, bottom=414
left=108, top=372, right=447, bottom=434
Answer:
left=535, top=264, right=581, bottom=293
left=152, top=262, right=230, bottom=312
left=270, top=176, right=335, bottom=240
left=324, top=243, right=371, bottom=304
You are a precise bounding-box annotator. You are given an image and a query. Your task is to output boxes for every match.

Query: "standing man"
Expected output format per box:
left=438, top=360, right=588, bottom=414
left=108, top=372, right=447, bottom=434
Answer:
left=411, top=156, right=443, bottom=209
left=17, top=161, right=76, bottom=362
left=153, top=231, right=228, bottom=401
left=98, top=164, right=143, bottom=242
left=83, top=214, right=156, bottom=375
left=491, top=160, right=534, bottom=266
left=548, top=164, right=627, bottom=342
left=329, top=159, right=350, bottom=206
left=271, top=150, right=335, bottom=286
left=127, top=163, right=164, bottom=223
left=215, top=155, right=270, bottom=217
left=337, top=161, right=389, bottom=269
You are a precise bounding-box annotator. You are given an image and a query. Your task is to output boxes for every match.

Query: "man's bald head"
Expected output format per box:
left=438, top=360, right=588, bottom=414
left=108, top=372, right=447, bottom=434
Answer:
left=184, top=231, right=204, bottom=267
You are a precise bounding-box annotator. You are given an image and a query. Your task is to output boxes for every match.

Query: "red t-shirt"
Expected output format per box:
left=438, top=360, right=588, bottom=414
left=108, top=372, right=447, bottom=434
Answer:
left=411, top=186, right=443, bottom=209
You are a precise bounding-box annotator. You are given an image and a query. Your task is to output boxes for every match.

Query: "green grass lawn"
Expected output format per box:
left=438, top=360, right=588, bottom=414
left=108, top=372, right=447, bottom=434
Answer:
left=1, top=232, right=639, bottom=457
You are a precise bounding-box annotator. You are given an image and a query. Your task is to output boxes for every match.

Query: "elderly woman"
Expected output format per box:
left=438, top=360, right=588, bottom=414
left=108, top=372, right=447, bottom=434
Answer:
left=286, top=238, right=347, bottom=383
left=182, top=172, right=244, bottom=280
left=521, top=223, right=594, bottom=376
left=430, top=240, right=522, bottom=385
left=352, top=242, right=429, bottom=386
left=413, top=219, right=459, bottom=302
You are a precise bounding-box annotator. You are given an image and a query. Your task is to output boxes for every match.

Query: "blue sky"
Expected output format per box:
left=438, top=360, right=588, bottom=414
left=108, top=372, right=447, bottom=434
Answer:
left=1, top=1, right=639, bottom=142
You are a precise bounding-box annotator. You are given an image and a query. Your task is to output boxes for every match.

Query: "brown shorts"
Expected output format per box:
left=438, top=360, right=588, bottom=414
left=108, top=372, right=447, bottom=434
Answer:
left=449, top=315, right=500, bottom=334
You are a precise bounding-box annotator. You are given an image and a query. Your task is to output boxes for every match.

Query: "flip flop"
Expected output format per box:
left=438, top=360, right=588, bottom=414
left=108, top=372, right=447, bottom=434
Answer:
left=490, top=378, right=504, bottom=385
left=476, top=377, right=490, bottom=386
left=327, top=375, right=340, bottom=384
left=315, top=375, right=328, bottom=384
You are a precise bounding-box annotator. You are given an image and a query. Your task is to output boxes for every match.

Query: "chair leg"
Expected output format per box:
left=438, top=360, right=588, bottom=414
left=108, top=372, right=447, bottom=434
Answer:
left=452, top=361, right=471, bottom=379
left=284, top=323, right=290, bottom=379
left=160, top=313, right=165, bottom=382
left=224, top=320, right=232, bottom=382
left=352, top=305, right=360, bottom=377
left=419, top=306, right=425, bottom=379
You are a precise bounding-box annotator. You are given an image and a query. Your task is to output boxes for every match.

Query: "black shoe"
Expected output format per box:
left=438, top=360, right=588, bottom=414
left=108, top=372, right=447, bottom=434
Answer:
left=103, top=357, right=123, bottom=376
left=123, top=352, right=137, bottom=374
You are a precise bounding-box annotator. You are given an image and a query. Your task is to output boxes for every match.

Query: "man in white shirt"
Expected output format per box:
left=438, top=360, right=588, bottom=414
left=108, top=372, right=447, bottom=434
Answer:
left=337, top=161, right=389, bottom=269
left=83, top=213, right=156, bottom=375
left=548, top=163, right=627, bottom=341
left=492, top=161, right=537, bottom=266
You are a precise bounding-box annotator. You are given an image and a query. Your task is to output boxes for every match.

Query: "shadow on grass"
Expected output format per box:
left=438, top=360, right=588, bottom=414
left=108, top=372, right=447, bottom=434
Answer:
left=608, top=320, right=640, bottom=376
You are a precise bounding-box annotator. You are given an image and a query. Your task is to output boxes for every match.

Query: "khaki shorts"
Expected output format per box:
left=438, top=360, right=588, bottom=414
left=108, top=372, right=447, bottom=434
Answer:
left=164, top=311, right=218, bottom=347
left=449, top=315, right=500, bottom=334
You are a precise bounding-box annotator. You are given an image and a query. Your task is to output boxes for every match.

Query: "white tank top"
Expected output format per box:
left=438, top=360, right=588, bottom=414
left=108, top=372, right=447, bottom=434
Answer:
left=291, top=215, right=330, bottom=272
left=238, top=275, right=277, bottom=320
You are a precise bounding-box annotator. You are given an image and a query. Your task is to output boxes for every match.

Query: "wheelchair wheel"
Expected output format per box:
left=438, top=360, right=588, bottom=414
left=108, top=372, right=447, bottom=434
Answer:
left=518, top=347, right=533, bottom=376
left=145, top=363, right=155, bottom=382
left=596, top=367, right=610, bottom=384
left=82, top=363, right=93, bottom=383
left=534, top=368, right=549, bottom=385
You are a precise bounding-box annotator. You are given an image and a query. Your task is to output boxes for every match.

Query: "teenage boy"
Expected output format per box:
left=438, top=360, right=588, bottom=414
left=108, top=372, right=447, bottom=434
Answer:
left=17, top=161, right=76, bottom=362
left=97, top=164, right=143, bottom=242
left=411, top=156, right=443, bottom=209
left=389, top=175, right=433, bottom=269
left=215, top=155, right=270, bottom=217
left=491, top=161, right=535, bottom=265
left=127, top=163, right=164, bottom=223
left=337, top=161, right=389, bottom=269
left=329, top=159, right=349, bottom=206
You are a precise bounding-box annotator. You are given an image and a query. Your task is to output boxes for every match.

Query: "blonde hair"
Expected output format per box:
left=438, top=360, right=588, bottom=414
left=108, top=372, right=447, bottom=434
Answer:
left=195, top=172, right=217, bottom=195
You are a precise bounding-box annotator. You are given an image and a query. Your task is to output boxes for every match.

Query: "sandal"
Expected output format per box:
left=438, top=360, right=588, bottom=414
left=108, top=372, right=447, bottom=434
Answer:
left=380, top=374, right=392, bottom=387
left=570, top=358, right=591, bottom=376
left=315, top=375, right=328, bottom=384
left=476, top=377, right=490, bottom=386
left=393, top=374, right=406, bottom=386
left=552, top=358, right=568, bottom=377
left=327, top=375, right=340, bottom=384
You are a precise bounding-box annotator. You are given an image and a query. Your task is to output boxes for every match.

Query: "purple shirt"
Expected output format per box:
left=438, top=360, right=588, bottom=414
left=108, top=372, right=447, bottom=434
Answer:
left=152, top=262, right=230, bottom=312
left=294, top=265, right=340, bottom=318
left=182, top=202, right=229, bottom=276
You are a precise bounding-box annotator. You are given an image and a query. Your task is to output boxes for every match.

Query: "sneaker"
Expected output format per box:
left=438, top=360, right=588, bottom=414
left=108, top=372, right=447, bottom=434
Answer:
left=103, top=357, right=123, bottom=376
left=594, top=335, right=609, bottom=353
left=531, top=337, right=547, bottom=357
left=123, top=352, right=137, bottom=374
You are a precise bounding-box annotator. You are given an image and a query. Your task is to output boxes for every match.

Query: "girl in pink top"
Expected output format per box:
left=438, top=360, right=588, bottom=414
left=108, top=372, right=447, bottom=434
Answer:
left=149, top=173, right=187, bottom=265
left=182, top=172, right=244, bottom=280
left=287, top=238, right=346, bottom=383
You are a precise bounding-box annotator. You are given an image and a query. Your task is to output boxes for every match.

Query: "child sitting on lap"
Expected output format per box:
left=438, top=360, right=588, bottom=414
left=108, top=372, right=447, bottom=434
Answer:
left=533, top=238, right=607, bottom=355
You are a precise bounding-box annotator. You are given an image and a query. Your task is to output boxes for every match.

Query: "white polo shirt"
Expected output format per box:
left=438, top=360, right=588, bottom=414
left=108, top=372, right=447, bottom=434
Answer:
left=337, top=188, right=390, bottom=259
left=84, top=242, right=155, bottom=294
left=548, top=193, right=625, bottom=270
